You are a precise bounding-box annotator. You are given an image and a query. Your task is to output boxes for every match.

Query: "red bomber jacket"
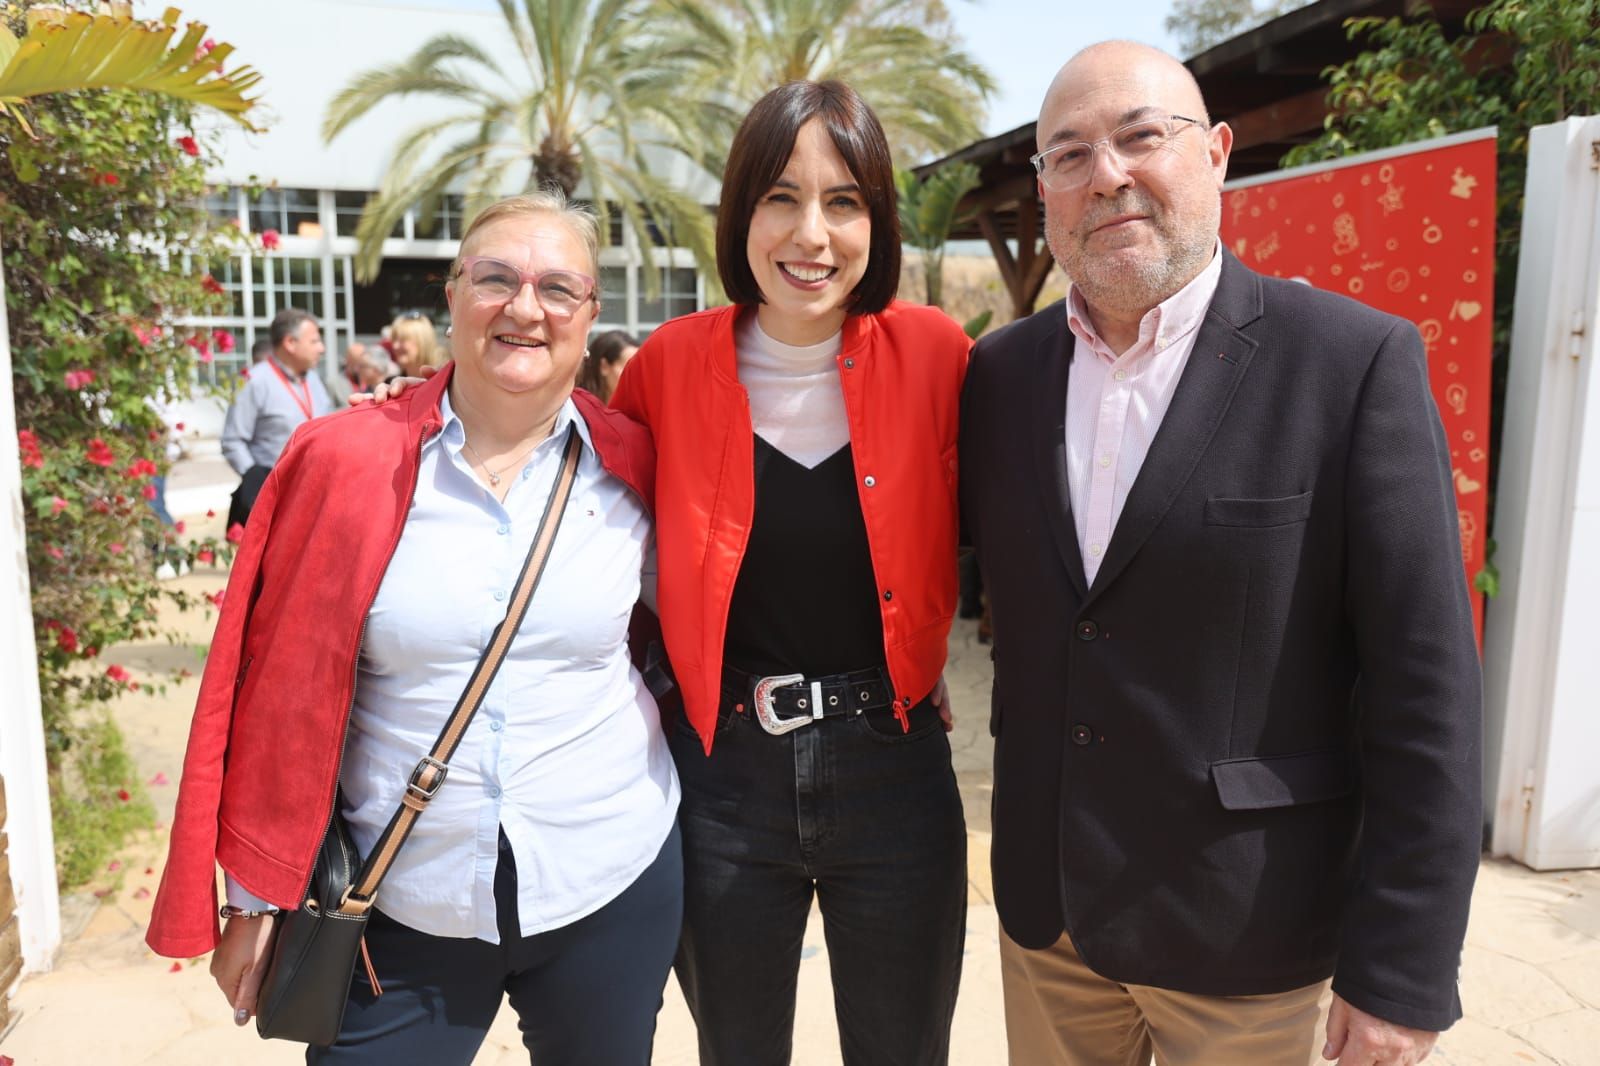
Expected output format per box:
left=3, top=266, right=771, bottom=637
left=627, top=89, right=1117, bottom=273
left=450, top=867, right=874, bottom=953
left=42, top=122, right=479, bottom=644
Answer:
left=610, top=301, right=970, bottom=753
left=145, top=367, right=655, bottom=958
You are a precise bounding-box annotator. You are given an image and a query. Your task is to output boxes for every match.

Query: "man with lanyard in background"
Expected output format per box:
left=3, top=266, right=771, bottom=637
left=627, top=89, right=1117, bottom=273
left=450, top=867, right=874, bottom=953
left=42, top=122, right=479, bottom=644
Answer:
left=221, top=307, right=333, bottom=529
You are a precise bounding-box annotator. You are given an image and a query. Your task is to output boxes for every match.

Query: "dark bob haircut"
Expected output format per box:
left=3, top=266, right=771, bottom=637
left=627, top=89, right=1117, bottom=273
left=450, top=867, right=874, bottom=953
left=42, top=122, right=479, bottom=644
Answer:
left=716, top=80, right=901, bottom=315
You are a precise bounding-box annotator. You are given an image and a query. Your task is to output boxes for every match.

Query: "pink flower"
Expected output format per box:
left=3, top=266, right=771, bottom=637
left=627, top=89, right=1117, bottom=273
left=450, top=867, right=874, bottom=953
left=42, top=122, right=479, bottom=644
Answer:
left=18, top=428, right=43, bottom=469
left=56, top=626, right=78, bottom=653
left=142, top=483, right=157, bottom=500
left=83, top=645, right=97, bottom=658
left=212, top=329, right=235, bottom=353
left=64, top=369, right=95, bottom=389
left=226, top=523, right=245, bottom=543
left=175, top=421, right=185, bottom=431
left=86, top=438, right=115, bottom=467
left=260, top=229, right=281, bottom=251
left=46, top=546, right=64, bottom=560
left=201, top=274, right=225, bottom=296
left=106, top=664, right=130, bottom=683
left=194, top=36, right=216, bottom=62
left=133, top=324, right=160, bottom=346
left=95, top=172, right=120, bottom=187
left=205, top=508, right=216, bottom=518
left=195, top=548, right=215, bottom=564
left=50, top=496, right=68, bottom=514
left=108, top=542, right=125, bottom=554
left=174, top=520, right=186, bottom=534
left=117, top=788, right=132, bottom=801
left=176, top=135, right=200, bottom=157
left=207, top=589, right=225, bottom=607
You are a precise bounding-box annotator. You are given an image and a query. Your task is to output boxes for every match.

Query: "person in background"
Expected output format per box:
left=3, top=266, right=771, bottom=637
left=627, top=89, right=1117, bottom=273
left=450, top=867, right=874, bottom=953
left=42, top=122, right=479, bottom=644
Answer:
left=611, top=80, right=970, bottom=1066
left=576, top=329, right=639, bottom=404
left=241, top=335, right=272, bottom=379
left=328, top=341, right=370, bottom=406
left=221, top=307, right=333, bottom=529
left=389, top=312, right=444, bottom=379
left=148, top=191, right=681, bottom=1064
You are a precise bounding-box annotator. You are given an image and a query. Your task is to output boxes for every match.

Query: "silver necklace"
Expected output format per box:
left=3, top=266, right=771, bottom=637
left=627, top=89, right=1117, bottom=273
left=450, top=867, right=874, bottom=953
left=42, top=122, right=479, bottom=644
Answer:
left=461, top=437, right=539, bottom=487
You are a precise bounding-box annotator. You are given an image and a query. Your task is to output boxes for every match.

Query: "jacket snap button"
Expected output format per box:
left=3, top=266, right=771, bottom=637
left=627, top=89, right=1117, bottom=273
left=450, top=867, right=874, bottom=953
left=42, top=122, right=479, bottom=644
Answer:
left=1076, top=620, right=1099, bottom=641
left=844, top=358, right=855, bottom=369
left=863, top=475, right=875, bottom=487
left=1070, top=724, right=1093, bottom=746
left=883, top=589, right=893, bottom=601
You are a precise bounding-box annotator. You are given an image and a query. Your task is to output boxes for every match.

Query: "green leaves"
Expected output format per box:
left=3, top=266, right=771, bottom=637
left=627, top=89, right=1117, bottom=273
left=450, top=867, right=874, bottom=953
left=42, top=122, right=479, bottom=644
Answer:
left=896, top=162, right=978, bottom=306
left=0, top=7, right=261, bottom=131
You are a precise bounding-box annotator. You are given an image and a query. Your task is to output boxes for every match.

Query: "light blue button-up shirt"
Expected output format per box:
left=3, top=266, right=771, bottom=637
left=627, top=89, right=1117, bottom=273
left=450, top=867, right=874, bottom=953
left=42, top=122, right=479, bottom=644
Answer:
left=229, top=392, right=677, bottom=941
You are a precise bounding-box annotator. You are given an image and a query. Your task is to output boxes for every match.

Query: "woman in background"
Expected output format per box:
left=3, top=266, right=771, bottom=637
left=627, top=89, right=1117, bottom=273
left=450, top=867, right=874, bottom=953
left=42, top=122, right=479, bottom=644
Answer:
left=577, top=328, right=639, bottom=403
left=388, top=311, right=444, bottom=379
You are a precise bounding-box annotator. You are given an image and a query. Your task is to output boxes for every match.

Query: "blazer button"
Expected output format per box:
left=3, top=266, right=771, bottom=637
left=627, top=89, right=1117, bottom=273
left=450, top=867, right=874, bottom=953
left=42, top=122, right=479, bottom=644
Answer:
left=1076, top=620, right=1099, bottom=641
left=1070, top=724, right=1093, bottom=746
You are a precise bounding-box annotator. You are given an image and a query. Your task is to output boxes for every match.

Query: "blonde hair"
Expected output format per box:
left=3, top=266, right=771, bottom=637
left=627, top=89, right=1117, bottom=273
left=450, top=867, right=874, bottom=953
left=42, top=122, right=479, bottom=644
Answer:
left=389, top=314, right=444, bottom=371
left=451, top=190, right=602, bottom=287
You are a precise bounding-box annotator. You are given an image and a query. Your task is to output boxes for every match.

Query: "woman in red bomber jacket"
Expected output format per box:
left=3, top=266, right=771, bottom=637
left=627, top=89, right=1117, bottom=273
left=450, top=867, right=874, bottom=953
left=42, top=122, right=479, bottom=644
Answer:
left=610, top=81, right=970, bottom=1066
left=148, top=193, right=682, bottom=1064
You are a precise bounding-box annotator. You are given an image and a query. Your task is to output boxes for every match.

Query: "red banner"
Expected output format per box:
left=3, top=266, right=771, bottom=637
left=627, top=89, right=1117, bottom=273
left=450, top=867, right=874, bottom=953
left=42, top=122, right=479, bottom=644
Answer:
left=1221, top=131, right=1497, bottom=639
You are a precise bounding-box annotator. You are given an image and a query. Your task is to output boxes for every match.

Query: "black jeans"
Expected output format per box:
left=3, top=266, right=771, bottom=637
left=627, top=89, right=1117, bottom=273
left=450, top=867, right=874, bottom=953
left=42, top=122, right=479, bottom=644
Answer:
left=668, top=695, right=967, bottom=1066
left=306, top=823, right=682, bottom=1065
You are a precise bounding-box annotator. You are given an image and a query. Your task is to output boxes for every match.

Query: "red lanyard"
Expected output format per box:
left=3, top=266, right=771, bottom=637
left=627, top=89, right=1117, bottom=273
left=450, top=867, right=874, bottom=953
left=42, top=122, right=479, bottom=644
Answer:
left=268, top=360, right=315, bottom=420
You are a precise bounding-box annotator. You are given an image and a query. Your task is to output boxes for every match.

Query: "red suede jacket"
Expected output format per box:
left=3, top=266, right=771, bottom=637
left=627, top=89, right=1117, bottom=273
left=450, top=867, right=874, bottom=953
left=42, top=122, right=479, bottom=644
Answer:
left=146, top=368, right=654, bottom=958
left=610, top=302, right=970, bottom=752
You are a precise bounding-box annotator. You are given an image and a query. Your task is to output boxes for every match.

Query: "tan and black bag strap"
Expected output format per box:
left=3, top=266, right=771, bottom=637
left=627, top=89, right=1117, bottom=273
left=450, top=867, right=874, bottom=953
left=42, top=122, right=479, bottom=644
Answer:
left=337, top=422, right=582, bottom=916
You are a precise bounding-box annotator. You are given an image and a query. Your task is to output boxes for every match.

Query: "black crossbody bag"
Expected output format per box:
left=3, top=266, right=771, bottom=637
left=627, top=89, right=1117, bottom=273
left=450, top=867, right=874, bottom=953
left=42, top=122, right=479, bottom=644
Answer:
left=253, top=425, right=582, bottom=1046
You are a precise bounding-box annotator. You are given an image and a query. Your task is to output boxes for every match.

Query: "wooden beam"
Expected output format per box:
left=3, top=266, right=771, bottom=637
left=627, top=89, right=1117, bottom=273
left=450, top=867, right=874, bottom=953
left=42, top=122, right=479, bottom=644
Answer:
left=1022, top=245, right=1057, bottom=314
left=976, top=211, right=1019, bottom=294
left=958, top=172, right=1036, bottom=221
left=1222, top=87, right=1329, bottom=152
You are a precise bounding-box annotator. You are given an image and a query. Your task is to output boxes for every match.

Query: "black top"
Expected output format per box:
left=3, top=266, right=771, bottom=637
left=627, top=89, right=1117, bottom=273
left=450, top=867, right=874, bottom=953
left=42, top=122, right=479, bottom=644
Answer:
left=723, top=435, right=886, bottom=678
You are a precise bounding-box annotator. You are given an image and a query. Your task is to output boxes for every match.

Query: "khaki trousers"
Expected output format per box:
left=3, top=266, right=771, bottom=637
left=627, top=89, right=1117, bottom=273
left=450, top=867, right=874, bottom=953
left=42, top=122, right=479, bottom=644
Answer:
left=1000, top=927, right=1333, bottom=1066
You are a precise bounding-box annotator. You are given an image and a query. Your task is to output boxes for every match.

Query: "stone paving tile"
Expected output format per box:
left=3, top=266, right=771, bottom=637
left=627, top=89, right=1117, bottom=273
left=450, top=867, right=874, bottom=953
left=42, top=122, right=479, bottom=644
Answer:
left=1458, top=947, right=1581, bottom=1029
left=1433, top=1017, right=1559, bottom=1064
left=1511, top=1007, right=1600, bottom=1065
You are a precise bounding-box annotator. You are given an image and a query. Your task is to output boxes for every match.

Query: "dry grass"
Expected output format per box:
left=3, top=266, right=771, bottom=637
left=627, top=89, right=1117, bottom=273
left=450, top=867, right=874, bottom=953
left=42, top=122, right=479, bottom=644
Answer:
left=897, top=252, right=1068, bottom=337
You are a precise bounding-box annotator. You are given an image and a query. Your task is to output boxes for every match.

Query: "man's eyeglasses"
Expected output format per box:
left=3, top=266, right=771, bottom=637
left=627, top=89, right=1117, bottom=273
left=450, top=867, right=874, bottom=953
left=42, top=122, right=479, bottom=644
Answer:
left=453, top=257, right=597, bottom=317
left=1030, top=115, right=1207, bottom=191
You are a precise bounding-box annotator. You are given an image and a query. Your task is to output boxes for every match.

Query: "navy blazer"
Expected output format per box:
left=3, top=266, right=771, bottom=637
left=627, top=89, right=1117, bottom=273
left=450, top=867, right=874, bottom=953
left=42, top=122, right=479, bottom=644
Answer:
left=960, top=251, right=1482, bottom=1032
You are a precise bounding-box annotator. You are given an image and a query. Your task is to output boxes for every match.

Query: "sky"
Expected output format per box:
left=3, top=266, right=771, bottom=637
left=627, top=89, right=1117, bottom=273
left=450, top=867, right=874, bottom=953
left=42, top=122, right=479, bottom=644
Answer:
left=428, top=0, right=1183, bottom=139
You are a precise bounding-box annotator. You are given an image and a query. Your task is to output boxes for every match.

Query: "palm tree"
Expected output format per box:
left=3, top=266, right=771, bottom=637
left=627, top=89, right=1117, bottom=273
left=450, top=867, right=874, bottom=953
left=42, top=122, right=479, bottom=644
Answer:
left=323, top=0, right=717, bottom=284
left=657, top=0, right=996, bottom=165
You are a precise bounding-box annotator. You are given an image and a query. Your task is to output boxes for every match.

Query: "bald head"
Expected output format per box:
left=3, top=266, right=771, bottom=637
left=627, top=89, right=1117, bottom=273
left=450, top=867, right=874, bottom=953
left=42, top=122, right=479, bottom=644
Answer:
left=1040, top=41, right=1209, bottom=144
left=1033, top=39, right=1232, bottom=340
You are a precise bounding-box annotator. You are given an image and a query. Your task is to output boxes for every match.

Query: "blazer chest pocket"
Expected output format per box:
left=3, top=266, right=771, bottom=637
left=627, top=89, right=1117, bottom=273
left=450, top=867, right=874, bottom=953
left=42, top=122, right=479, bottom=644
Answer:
left=1211, top=749, right=1354, bottom=810
left=1204, top=491, right=1313, bottom=528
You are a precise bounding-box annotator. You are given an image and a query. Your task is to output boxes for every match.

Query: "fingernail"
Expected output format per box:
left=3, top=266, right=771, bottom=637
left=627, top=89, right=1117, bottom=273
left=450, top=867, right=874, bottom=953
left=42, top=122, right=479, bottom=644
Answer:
left=1321, top=1042, right=1334, bottom=1060
left=234, top=1007, right=250, bottom=1026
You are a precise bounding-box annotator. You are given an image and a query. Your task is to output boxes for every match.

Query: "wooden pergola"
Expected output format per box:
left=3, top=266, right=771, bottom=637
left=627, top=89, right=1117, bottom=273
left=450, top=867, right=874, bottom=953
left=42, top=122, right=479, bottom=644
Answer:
left=916, top=0, right=1483, bottom=320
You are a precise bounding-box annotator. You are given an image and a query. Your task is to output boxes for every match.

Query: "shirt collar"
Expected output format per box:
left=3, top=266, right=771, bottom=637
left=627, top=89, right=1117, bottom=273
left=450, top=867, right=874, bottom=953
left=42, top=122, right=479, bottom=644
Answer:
left=1065, top=242, right=1223, bottom=363
left=268, top=355, right=306, bottom=382
left=435, top=388, right=593, bottom=463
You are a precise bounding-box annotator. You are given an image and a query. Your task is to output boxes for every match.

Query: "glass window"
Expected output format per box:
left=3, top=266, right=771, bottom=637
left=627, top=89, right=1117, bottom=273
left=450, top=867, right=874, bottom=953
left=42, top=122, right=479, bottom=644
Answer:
left=203, top=186, right=239, bottom=227
left=598, top=265, right=627, bottom=307
left=249, top=187, right=319, bottom=235
left=637, top=267, right=700, bottom=325
left=333, top=190, right=402, bottom=239
left=414, top=193, right=465, bottom=240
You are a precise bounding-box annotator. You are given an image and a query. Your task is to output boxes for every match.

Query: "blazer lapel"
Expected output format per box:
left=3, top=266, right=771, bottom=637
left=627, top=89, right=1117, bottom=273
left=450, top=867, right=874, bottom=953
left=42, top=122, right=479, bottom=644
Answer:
left=1083, top=254, right=1264, bottom=605
left=1030, top=307, right=1089, bottom=598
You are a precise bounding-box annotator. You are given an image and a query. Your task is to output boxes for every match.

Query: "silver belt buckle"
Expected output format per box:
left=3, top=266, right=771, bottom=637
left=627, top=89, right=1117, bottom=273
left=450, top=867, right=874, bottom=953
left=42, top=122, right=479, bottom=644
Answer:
left=753, top=673, right=810, bottom=735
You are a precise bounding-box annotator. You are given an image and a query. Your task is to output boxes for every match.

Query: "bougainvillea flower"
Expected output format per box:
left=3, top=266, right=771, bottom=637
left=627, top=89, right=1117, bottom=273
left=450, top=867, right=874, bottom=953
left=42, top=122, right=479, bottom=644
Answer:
left=50, top=496, right=68, bottom=514
left=226, top=523, right=245, bottom=543
left=86, top=438, right=115, bottom=467
left=95, top=172, right=121, bottom=187
left=106, top=664, right=130, bottom=683
left=195, top=548, right=215, bottom=564
left=177, top=135, right=200, bottom=157
left=117, top=788, right=132, bottom=801
left=46, top=546, right=64, bottom=560
left=207, top=589, right=225, bottom=607
left=200, top=274, right=225, bottom=295
left=260, top=228, right=281, bottom=251
left=142, top=484, right=157, bottom=500
left=18, top=428, right=44, bottom=469
left=174, top=520, right=186, bottom=534
left=56, top=625, right=79, bottom=653
left=213, top=329, right=235, bottom=353
left=64, top=369, right=95, bottom=389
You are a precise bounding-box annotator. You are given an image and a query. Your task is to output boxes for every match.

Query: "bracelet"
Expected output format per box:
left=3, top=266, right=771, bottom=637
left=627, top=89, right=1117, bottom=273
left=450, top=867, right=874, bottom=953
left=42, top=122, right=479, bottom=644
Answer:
left=219, top=904, right=280, bottom=920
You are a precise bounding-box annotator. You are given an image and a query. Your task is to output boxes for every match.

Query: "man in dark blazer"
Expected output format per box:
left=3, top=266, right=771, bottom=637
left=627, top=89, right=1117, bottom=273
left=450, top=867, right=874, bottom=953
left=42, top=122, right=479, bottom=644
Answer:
left=960, top=41, right=1482, bottom=1066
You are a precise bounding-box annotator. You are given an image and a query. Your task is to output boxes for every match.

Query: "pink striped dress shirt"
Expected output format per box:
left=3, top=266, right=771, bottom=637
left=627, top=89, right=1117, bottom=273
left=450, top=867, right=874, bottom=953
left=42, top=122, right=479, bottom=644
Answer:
left=1065, top=248, right=1223, bottom=584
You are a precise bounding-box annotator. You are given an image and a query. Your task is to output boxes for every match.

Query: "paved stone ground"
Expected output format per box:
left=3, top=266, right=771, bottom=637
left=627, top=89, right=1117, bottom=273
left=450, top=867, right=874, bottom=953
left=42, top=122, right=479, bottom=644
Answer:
left=2, top=447, right=1597, bottom=1064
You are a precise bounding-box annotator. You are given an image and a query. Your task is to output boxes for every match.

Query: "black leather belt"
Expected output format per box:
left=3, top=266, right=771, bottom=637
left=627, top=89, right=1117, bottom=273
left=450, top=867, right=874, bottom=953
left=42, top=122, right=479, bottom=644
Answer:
left=722, top=665, right=897, bottom=735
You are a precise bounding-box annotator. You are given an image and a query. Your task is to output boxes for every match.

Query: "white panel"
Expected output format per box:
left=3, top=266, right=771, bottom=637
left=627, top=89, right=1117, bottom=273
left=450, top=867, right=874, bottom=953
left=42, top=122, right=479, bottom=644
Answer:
left=1484, top=115, right=1600, bottom=869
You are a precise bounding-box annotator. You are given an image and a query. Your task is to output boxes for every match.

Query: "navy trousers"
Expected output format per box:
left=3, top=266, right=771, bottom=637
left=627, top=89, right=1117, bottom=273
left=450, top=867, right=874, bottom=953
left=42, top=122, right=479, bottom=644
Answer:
left=307, top=822, right=682, bottom=1066
left=669, top=698, right=968, bottom=1066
